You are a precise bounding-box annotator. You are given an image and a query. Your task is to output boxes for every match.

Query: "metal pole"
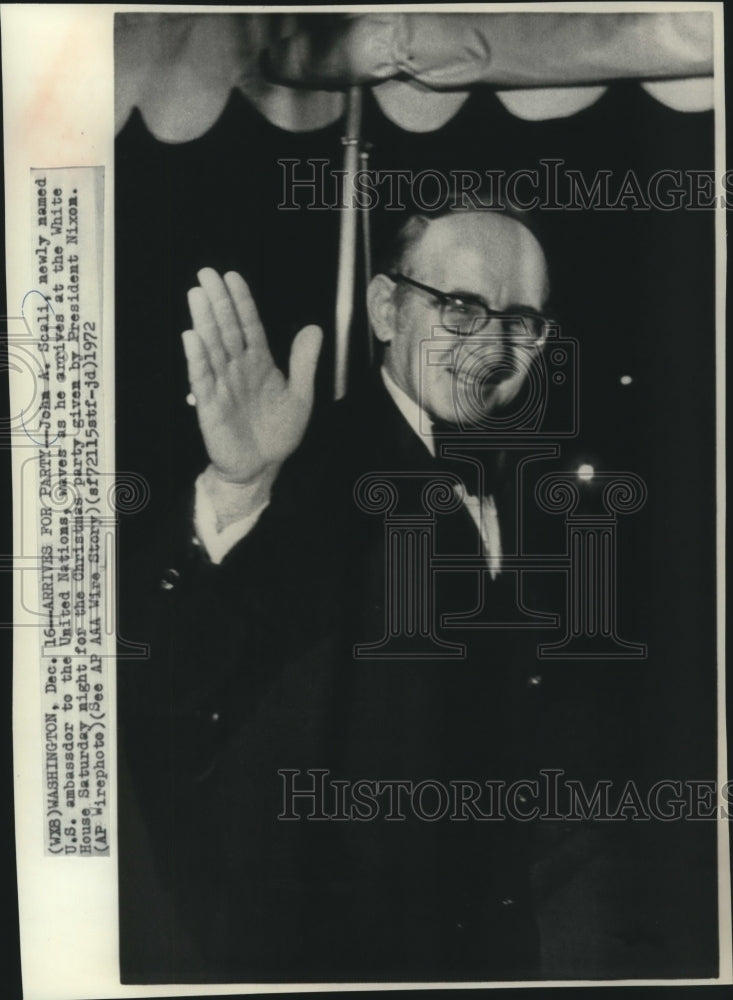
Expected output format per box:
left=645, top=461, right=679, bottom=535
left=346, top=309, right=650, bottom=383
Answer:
left=333, top=85, right=362, bottom=400
left=359, top=145, right=374, bottom=367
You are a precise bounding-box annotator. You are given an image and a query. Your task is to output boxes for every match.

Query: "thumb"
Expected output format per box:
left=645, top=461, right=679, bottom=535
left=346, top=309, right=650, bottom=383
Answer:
left=288, top=324, right=323, bottom=406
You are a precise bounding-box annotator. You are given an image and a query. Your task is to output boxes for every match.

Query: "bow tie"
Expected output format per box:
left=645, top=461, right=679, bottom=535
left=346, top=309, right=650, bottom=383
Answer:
left=432, top=447, right=505, bottom=499
left=429, top=418, right=508, bottom=497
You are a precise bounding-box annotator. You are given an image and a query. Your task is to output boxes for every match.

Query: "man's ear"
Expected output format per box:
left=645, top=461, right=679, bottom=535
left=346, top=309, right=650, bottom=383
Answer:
left=367, top=274, right=397, bottom=344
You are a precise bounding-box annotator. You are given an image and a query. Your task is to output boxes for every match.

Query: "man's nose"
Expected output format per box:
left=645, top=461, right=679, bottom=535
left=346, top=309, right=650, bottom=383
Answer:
left=456, top=337, right=529, bottom=386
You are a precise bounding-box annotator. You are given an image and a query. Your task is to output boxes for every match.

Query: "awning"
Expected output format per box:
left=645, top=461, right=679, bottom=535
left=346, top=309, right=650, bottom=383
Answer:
left=115, top=12, right=714, bottom=143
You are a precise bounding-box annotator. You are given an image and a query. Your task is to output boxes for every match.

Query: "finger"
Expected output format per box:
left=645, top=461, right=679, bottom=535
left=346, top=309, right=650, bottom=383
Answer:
left=197, top=268, right=247, bottom=358
left=182, top=329, right=215, bottom=406
left=187, top=286, right=228, bottom=375
left=288, top=325, right=323, bottom=408
left=223, top=271, right=270, bottom=357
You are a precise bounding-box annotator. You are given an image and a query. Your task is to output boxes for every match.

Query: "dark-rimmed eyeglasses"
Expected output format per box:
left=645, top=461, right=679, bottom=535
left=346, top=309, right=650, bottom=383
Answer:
left=387, top=272, right=554, bottom=342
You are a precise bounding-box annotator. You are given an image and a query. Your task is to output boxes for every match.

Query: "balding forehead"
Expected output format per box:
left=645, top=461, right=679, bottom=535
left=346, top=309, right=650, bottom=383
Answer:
left=406, top=211, right=550, bottom=304
left=427, top=211, right=544, bottom=259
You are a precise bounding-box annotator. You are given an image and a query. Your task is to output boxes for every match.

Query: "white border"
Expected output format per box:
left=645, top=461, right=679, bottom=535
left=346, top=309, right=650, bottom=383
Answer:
left=3, top=4, right=729, bottom=998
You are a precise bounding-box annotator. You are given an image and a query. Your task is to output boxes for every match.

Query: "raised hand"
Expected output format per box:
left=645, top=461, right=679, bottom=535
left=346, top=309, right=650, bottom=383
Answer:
left=182, top=268, right=322, bottom=512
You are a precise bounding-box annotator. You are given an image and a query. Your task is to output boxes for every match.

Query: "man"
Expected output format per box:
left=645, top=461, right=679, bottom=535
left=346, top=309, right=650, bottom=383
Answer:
left=120, top=204, right=556, bottom=983
left=184, top=210, right=548, bottom=546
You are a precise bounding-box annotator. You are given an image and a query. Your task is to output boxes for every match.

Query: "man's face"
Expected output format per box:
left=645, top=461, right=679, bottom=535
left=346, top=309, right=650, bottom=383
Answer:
left=376, top=212, right=550, bottom=426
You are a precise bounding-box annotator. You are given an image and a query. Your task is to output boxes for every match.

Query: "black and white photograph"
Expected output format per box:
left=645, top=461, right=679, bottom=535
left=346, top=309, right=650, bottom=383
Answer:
left=113, top=7, right=725, bottom=987
left=3, top=5, right=731, bottom=997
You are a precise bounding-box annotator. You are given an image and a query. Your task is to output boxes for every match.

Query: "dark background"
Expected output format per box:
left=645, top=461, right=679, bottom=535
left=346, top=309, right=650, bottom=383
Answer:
left=0, top=11, right=728, bottom=999
left=1, top=11, right=731, bottom=1000
left=115, top=76, right=720, bottom=981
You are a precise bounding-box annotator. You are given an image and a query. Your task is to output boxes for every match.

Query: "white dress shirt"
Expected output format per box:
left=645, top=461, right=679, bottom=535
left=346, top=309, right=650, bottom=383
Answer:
left=380, top=369, right=503, bottom=580
left=195, top=368, right=502, bottom=576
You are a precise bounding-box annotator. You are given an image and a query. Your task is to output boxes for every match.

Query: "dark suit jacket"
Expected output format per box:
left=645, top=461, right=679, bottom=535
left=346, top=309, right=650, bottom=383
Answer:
left=119, top=373, right=547, bottom=983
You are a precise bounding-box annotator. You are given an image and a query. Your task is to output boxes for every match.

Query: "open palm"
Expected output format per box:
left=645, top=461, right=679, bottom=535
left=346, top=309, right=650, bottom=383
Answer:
left=182, top=268, right=322, bottom=484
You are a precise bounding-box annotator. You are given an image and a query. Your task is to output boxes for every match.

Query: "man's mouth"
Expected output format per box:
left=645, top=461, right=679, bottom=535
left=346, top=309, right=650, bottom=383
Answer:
left=447, top=366, right=507, bottom=388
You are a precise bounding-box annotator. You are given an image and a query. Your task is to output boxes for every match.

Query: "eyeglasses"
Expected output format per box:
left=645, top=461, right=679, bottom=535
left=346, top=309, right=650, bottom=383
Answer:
left=387, top=272, right=554, bottom=342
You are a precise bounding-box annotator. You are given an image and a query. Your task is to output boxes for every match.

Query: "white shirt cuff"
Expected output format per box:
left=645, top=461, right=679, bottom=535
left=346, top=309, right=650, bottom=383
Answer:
left=194, top=473, right=270, bottom=565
